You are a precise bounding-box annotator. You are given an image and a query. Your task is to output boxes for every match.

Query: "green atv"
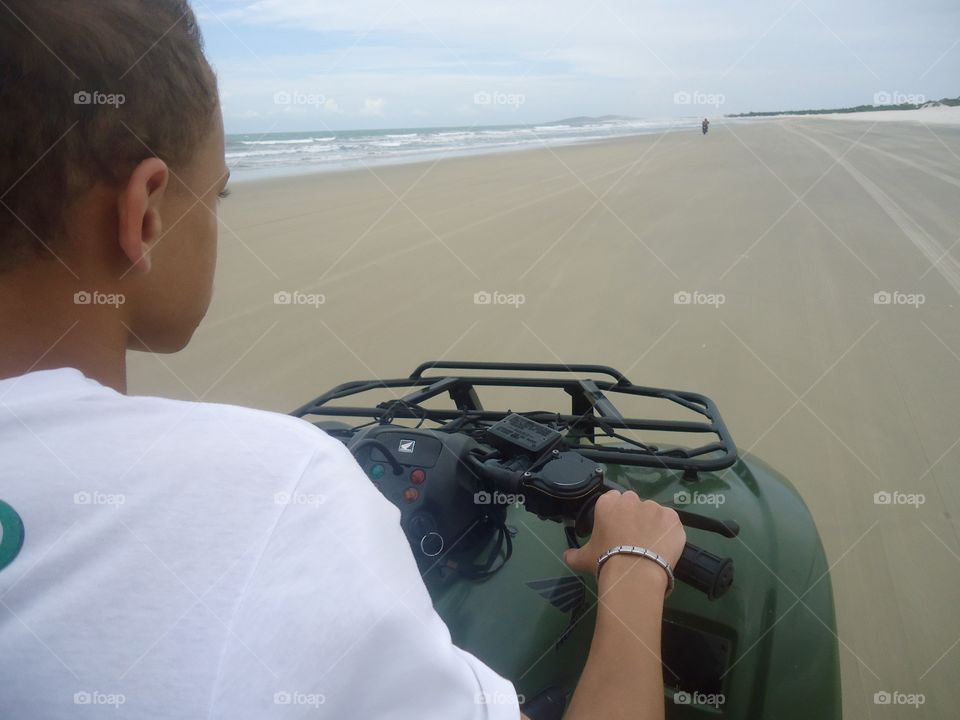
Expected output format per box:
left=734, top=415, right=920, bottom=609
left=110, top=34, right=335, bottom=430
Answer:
left=292, top=361, right=842, bottom=719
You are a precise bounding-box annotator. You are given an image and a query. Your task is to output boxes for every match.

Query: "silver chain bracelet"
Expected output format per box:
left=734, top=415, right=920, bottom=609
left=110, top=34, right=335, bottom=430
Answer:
left=596, top=545, right=675, bottom=597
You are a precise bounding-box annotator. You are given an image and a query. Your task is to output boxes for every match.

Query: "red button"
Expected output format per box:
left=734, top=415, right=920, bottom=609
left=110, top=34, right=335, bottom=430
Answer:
left=410, top=469, right=426, bottom=485
left=403, top=487, right=420, bottom=503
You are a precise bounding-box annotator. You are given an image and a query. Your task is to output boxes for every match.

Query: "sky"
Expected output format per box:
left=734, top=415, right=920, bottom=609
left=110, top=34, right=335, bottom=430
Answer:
left=194, top=0, right=960, bottom=134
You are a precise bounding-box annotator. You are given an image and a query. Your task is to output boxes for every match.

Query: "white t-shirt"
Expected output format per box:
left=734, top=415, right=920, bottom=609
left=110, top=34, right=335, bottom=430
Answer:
left=0, top=368, right=519, bottom=719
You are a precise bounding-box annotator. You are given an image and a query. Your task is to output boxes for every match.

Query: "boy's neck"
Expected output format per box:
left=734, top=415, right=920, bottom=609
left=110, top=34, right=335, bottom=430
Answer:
left=0, top=269, right=129, bottom=393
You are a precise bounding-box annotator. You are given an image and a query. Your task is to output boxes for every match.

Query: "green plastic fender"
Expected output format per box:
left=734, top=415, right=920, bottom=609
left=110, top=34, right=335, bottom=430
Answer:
left=427, top=453, right=842, bottom=719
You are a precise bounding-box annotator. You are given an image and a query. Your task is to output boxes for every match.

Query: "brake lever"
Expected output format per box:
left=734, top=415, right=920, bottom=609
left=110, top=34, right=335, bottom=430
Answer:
left=598, top=479, right=739, bottom=538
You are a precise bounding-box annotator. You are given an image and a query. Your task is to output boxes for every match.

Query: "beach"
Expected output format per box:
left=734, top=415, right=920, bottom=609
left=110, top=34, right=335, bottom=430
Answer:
left=129, top=117, right=960, bottom=716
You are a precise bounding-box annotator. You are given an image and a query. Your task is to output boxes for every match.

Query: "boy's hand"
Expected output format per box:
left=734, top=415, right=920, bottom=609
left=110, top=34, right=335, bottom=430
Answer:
left=563, top=490, right=686, bottom=575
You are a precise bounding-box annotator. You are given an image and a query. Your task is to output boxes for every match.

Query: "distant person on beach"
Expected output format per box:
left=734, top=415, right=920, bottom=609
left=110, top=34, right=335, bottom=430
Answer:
left=0, top=1, right=685, bottom=719
left=702, top=118, right=710, bottom=134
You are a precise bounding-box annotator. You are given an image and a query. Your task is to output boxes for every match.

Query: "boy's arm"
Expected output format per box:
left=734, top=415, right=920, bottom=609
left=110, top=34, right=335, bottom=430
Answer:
left=560, top=492, right=684, bottom=720
left=212, top=437, right=522, bottom=720
left=562, top=558, right=670, bottom=720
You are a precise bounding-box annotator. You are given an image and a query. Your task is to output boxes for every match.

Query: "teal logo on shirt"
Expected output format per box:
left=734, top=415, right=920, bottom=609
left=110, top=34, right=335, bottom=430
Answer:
left=0, top=501, right=24, bottom=572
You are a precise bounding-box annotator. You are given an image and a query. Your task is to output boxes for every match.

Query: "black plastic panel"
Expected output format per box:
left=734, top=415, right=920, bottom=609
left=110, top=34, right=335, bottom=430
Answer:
left=662, top=620, right=731, bottom=696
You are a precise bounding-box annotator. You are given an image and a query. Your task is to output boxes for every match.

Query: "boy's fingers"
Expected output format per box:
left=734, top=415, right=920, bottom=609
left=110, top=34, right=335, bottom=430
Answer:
left=564, top=546, right=591, bottom=572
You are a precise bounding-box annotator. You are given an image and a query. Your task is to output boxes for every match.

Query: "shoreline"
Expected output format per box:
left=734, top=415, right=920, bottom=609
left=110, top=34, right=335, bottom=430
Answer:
left=228, top=130, right=677, bottom=184
left=227, top=117, right=743, bottom=183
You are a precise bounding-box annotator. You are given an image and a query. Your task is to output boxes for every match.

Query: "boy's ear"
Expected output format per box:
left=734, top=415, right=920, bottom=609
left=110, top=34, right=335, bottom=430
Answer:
left=118, top=158, right=170, bottom=274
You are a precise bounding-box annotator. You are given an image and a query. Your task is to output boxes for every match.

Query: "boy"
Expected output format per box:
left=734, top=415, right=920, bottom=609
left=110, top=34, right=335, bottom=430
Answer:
left=0, top=2, right=684, bottom=717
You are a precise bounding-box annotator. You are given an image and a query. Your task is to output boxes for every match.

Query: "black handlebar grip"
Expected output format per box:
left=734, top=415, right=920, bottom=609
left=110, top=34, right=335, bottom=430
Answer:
left=577, top=498, right=734, bottom=599
left=674, top=543, right=734, bottom=600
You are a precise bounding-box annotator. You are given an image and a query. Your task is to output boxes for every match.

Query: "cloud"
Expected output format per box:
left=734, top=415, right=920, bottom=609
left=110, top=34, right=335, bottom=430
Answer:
left=204, top=0, right=960, bottom=132
left=360, top=97, right=386, bottom=116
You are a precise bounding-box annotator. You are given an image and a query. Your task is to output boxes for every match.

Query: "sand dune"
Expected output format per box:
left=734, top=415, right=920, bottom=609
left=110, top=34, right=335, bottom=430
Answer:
left=810, top=105, right=960, bottom=125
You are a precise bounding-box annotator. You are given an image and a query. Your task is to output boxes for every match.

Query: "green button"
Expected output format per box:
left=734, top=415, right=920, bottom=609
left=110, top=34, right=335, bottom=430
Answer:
left=370, top=464, right=385, bottom=480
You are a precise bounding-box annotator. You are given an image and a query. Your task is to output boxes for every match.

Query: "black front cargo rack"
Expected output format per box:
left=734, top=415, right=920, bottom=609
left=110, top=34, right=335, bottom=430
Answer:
left=291, top=361, right=737, bottom=473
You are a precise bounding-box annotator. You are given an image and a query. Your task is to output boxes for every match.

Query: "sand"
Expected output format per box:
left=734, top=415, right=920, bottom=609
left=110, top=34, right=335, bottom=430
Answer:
left=129, top=118, right=960, bottom=715
left=810, top=105, right=960, bottom=125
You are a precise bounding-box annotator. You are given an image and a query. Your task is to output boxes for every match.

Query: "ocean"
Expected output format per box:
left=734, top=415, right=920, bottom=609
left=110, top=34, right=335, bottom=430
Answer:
left=225, top=116, right=705, bottom=180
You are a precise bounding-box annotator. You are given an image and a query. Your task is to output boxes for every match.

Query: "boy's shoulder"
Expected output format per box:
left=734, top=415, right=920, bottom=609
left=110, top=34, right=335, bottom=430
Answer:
left=121, top=389, right=341, bottom=462
left=2, top=368, right=351, bottom=480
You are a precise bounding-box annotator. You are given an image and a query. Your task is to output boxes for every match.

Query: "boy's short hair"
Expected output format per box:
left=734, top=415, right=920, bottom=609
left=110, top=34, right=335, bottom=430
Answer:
left=0, top=0, right=219, bottom=272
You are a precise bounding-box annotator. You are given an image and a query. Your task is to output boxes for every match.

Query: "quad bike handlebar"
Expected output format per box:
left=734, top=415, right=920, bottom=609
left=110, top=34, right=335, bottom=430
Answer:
left=573, top=488, right=735, bottom=600
left=476, top=455, right=737, bottom=600
left=674, top=544, right=734, bottom=599
left=306, top=362, right=740, bottom=601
